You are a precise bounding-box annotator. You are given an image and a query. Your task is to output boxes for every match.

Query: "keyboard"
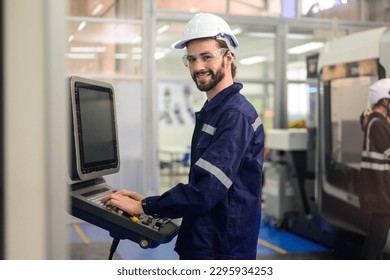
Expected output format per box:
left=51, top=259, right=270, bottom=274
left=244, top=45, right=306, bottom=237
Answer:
left=70, top=181, right=180, bottom=249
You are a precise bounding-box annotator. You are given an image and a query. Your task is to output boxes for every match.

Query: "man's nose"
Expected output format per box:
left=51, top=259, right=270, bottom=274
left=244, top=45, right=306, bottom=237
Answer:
left=191, top=59, right=206, bottom=70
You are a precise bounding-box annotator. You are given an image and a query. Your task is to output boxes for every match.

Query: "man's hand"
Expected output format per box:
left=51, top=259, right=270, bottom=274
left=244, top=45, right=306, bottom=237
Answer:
left=101, top=191, right=145, bottom=215
left=115, top=190, right=145, bottom=201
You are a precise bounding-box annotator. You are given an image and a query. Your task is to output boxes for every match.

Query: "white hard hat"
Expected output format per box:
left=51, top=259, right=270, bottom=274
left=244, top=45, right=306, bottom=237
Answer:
left=174, top=13, right=239, bottom=53
left=369, top=78, right=390, bottom=105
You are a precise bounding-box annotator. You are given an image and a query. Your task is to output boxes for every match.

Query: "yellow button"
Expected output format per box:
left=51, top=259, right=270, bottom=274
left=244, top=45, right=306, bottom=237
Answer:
left=131, top=216, right=139, bottom=222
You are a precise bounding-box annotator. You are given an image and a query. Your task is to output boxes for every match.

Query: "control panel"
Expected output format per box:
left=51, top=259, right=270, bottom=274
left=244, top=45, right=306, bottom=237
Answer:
left=70, top=180, right=180, bottom=249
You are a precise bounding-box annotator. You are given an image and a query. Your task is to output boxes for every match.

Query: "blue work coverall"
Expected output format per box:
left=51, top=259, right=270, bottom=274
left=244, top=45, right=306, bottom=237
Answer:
left=142, top=83, right=264, bottom=259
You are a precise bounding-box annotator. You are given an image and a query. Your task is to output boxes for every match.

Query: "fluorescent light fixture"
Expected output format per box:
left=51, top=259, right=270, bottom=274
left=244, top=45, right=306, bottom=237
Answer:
left=92, top=3, right=103, bottom=15
left=287, top=33, right=313, bottom=40
left=68, top=34, right=74, bottom=43
left=155, top=52, right=166, bottom=60
left=247, top=32, right=275, bottom=38
left=288, top=42, right=324, bottom=54
left=239, top=56, right=267, bottom=65
left=95, top=47, right=106, bottom=52
left=154, top=48, right=172, bottom=60
left=66, top=53, right=96, bottom=59
left=132, top=53, right=142, bottom=60
left=157, top=24, right=170, bottom=34
left=231, top=28, right=243, bottom=35
left=70, top=47, right=106, bottom=53
left=132, top=47, right=142, bottom=54
left=247, top=32, right=313, bottom=40
left=115, top=53, right=128, bottom=59
left=131, top=36, right=142, bottom=44
left=77, top=21, right=86, bottom=32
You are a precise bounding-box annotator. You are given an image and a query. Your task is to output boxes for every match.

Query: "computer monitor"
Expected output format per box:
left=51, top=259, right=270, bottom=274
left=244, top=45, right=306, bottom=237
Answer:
left=68, top=76, right=120, bottom=183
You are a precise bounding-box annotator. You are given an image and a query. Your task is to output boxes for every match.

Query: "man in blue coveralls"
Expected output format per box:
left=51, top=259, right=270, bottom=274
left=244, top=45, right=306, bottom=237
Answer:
left=102, top=13, right=265, bottom=260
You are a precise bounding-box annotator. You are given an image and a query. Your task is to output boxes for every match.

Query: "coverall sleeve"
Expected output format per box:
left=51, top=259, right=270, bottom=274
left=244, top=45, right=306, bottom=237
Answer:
left=142, top=110, right=257, bottom=218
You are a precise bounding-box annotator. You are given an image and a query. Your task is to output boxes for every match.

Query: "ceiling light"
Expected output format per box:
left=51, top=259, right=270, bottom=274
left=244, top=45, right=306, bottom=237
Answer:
left=247, top=32, right=313, bottom=40
left=239, top=56, right=267, bottom=65
left=288, top=42, right=324, bottom=55
left=92, top=3, right=103, bottom=15
left=154, top=48, right=172, bottom=60
left=77, top=21, right=86, bottom=32
left=66, top=53, right=95, bottom=59
left=132, top=53, right=142, bottom=60
left=287, top=33, right=313, bottom=40
left=68, top=34, right=74, bottom=43
left=155, top=52, right=166, bottom=60
left=95, top=47, right=106, bottom=52
left=132, top=47, right=142, bottom=54
left=131, top=36, right=142, bottom=44
left=231, top=28, right=243, bottom=35
left=157, top=24, right=170, bottom=34
left=247, top=32, right=275, bottom=38
left=70, top=47, right=106, bottom=53
left=115, top=53, right=128, bottom=59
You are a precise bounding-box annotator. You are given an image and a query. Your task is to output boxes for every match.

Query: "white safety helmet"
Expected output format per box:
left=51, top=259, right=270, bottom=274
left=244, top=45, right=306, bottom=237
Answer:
left=368, top=78, right=390, bottom=105
left=174, top=13, right=239, bottom=53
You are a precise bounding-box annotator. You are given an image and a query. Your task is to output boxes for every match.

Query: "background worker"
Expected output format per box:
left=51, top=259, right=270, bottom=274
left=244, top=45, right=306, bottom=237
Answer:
left=358, top=78, right=390, bottom=259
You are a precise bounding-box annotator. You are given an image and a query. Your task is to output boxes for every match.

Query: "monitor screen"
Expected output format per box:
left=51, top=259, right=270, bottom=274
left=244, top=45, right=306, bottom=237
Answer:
left=69, top=76, right=120, bottom=182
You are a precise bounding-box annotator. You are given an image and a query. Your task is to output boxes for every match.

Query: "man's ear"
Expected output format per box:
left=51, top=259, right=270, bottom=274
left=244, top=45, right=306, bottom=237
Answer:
left=226, top=51, right=235, bottom=64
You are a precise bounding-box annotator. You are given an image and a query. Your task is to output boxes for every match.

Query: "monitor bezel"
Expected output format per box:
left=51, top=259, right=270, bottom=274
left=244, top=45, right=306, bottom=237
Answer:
left=69, top=76, right=120, bottom=182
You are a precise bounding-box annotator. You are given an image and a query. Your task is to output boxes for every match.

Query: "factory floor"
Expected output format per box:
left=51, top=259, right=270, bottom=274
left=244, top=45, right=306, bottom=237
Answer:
left=68, top=216, right=335, bottom=260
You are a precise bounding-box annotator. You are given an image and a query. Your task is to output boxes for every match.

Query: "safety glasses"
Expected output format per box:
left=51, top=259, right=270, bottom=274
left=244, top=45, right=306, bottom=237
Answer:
left=182, top=48, right=228, bottom=68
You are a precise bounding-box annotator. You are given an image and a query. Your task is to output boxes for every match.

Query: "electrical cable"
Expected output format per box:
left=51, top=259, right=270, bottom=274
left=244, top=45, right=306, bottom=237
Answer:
left=108, top=237, right=120, bottom=260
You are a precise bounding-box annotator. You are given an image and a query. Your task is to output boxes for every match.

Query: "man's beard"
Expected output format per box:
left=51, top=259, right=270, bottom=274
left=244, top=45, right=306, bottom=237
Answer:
left=191, top=62, right=225, bottom=92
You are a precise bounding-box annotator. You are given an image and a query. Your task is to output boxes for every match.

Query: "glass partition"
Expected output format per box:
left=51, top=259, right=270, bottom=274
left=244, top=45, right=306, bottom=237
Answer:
left=236, top=25, right=276, bottom=80
left=67, top=20, right=143, bottom=76
left=155, top=21, right=187, bottom=78
left=65, top=0, right=386, bottom=193
left=229, top=0, right=281, bottom=16
left=69, top=0, right=142, bottom=19
left=156, top=0, right=227, bottom=13
left=66, top=0, right=146, bottom=191
left=156, top=0, right=282, bottom=16
left=241, top=83, right=274, bottom=129
left=301, top=0, right=360, bottom=21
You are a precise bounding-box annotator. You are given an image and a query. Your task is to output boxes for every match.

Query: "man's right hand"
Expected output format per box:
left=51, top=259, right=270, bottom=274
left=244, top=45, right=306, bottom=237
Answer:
left=116, top=190, right=145, bottom=201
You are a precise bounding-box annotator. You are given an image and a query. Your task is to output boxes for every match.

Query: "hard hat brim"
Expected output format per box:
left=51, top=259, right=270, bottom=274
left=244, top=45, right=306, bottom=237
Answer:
left=173, top=39, right=191, bottom=49
left=173, top=35, right=238, bottom=51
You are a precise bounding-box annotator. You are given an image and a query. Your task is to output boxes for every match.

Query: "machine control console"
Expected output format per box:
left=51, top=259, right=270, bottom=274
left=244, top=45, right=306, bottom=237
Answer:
left=70, top=181, right=180, bottom=249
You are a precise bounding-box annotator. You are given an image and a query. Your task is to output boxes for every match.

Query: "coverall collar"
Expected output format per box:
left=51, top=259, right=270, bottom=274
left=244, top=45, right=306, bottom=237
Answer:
left=202, top=82, right=243, bottom=112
